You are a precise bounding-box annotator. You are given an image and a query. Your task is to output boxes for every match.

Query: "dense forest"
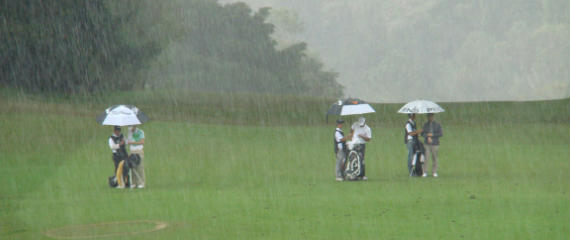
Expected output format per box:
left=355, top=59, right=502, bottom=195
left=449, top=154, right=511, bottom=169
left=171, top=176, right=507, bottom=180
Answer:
left=0, top=0, right=343, bottom=97
left=222, top=0, right=570, bottom=102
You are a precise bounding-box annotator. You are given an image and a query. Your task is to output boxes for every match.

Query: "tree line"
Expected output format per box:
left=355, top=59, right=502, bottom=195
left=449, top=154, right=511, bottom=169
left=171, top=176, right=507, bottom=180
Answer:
left=0, top=0, right=343, bottom=97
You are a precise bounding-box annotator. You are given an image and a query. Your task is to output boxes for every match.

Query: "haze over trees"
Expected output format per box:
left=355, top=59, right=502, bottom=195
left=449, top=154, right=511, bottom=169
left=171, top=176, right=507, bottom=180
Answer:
left=0, top=0, right=343, bottom=98
left=221, top=0, right=570, bottom=102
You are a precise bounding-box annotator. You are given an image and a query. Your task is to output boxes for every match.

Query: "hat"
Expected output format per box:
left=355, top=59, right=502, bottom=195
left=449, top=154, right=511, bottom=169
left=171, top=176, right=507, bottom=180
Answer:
left=358, top=117, right=366, bottom=126
left=114, top=126, right=121, bottom=131
left=336, top=119, right=345, bottom=124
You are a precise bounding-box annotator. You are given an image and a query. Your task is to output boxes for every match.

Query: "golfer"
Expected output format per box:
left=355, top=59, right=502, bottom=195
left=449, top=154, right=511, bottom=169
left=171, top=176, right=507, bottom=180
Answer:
left=127, top=126, right=146, bottom=188
left=349, top=117, right=371, bottom=180
left=420, top=113, right=443, bottom=177
left=405, top=113, right=422, bottom=175
left=334, top=119, right=347, bottom=181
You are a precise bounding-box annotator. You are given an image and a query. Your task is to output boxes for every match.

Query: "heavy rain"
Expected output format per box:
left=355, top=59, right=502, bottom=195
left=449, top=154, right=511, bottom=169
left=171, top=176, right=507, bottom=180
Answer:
left=1, top=0, right=568, bottom=239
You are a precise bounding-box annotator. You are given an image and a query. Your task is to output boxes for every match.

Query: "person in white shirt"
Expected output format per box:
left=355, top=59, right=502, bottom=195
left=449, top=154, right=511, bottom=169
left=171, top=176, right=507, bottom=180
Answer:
left=127, top=126, right=145, bottom=188
left=334, top=119, right=347, bottom=181
left=349, top=117, right=372, bottom=180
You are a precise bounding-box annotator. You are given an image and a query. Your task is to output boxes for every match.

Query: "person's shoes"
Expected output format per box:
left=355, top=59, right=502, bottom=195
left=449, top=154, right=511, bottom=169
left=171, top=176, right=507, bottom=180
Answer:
left=422, top=173, right=428, bottom=178
left=335, top=178, right=344, bottom=182
left=362, top=176, right=368, bottom=181
left=130, top=185, right=136, bottom=189
left=433, top=173, right=438, bottom=177
left=116, top=185, right=125, bottom=189
left=137, top=185, right=145, bottom=188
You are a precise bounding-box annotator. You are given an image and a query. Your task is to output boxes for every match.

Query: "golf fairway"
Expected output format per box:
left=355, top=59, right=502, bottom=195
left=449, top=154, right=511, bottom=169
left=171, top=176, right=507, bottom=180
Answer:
left=0, top=99, right=568, bottom=239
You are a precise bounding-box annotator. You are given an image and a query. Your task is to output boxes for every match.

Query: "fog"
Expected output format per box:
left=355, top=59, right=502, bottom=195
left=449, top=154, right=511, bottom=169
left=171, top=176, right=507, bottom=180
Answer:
left=220, top=0, right=570, bottom=102
left=2, top=0, right=568, bottom=103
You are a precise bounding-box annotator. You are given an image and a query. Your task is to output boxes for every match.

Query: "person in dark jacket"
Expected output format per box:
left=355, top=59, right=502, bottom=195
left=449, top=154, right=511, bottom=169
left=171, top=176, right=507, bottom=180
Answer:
left=420, top=113, right=443, bottom=177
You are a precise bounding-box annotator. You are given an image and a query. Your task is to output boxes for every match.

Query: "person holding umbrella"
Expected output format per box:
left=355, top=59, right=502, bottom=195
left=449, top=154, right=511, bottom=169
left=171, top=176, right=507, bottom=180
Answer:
left=420, top=113, right=443, bottom=177
left=334, top=119, right=348, bottom=182
left=97, top=105, right=149, bottom=188
left=398, top=100, right=445, bottom=176
left=326, top=98, right=375, bottom=180
left=127, top=126, right=146, bottom=188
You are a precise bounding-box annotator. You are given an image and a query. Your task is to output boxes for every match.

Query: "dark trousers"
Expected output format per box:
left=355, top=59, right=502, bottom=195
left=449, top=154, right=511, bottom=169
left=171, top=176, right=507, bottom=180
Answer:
left=113, top=153, right=122, bottom=171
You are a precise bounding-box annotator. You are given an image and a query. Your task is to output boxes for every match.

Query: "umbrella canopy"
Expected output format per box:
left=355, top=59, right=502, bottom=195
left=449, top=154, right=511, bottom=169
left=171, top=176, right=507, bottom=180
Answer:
left=397, top=100, right=445, bottom=114
left=96, top=105, right=149, bottom=126
left=327, top=98, right=376, bottom=116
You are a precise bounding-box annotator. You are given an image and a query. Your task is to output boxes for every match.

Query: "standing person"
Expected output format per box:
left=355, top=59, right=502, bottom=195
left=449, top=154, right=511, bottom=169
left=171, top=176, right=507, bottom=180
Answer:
left=405, top=114, right=422, bottom=175
left=349, top=116, right=372, bottom=180
left=127, top=126, right=146, bottom=188
left=421, top=113, right=443, bottom=177
left=109, top=126, right=128, bottom=170
left=334, top=119, right=347, bottom=182
left=109, top=126, right=129, bottom=188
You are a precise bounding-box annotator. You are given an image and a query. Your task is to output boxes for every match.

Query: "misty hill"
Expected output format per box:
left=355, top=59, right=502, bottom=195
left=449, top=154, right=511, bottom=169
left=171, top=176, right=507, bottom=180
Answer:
left=220, top=0, right=570, bottom=102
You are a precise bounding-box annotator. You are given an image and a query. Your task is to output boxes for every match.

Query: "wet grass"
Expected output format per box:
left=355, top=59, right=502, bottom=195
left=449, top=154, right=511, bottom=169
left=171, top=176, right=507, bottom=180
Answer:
left=1, top=89, right=568, bottom=126
left=0, top=95, right=568, bottom=239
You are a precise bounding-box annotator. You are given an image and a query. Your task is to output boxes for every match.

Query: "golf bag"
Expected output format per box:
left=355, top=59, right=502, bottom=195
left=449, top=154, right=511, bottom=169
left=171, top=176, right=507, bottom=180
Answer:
left=410, top=140, right=426, bottom=177
left=108, top=154, right=141, bottom=188
left=344, top=143, right=363, bottom=180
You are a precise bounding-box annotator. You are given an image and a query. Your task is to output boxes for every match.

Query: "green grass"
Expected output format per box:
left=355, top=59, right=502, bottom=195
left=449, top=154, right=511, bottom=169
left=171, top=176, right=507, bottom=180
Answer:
left=2, top=88, right=568, bottom=126
left=0, top=95, right=568, bottom=239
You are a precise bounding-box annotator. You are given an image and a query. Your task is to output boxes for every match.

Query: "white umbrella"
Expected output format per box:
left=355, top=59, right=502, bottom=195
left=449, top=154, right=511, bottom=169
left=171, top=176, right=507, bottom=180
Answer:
left=340, top=104, right=376, bottom=116
left=327, top=98, right=376, bottom=116
left=397, top=100, right=445, bottom=114
left=96, top=105, right=149, bottom=126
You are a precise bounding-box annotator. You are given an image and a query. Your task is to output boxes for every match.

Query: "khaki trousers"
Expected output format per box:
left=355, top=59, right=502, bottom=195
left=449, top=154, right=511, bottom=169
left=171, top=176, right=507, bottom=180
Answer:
left=425, top=144, right=439, bottom=174
left=130, top=149, right=146, bottom=186
left=335, top=150, right=346, bottom=178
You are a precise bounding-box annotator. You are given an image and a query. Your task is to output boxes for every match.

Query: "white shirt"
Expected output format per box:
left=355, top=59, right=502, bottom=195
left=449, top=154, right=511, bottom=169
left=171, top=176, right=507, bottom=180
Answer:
left=335, top=128, right=344, bottom=150
left=405, top=119, right=415, bottom=141
left=108, top=134, right=121, bottom=153
left=351, top=123, right=371, bottom=144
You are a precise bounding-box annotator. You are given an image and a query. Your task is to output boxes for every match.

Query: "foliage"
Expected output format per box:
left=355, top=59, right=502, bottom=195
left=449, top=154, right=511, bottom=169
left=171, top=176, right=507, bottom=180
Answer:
left=145, top=1, right=342, bottom=97
left=0, top=0, right=343, bottom=97
left=0, top=0, right=160, bottom=94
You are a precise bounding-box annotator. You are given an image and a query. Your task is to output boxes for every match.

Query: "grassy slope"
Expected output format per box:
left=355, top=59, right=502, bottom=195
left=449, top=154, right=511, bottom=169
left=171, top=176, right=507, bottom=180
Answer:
left=2, top=89, right=568, bottom=126
left=0, top=93, right=568, bottom=239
